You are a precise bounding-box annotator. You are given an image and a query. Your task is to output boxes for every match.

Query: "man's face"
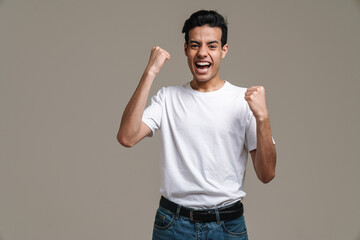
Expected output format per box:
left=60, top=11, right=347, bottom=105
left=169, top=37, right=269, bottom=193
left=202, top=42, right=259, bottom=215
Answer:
left=184, top=25, right=228, bottom=83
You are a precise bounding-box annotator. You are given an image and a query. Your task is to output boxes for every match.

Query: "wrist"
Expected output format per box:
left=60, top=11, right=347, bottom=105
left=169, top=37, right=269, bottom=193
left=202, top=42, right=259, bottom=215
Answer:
left=144, top=65, right=159, bottom=76
left=255, top=111, right=269, bottom=123
left=142, top=69, right=157, bottom=82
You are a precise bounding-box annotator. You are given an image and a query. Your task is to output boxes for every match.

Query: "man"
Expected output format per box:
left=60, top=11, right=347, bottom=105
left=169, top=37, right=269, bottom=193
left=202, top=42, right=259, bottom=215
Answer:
left=117, top=10, right=276, bottom=240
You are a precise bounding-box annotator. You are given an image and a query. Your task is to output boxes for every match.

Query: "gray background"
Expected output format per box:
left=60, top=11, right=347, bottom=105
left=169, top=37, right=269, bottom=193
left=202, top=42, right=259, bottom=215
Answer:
left=1, top=0, right=359, bottom=239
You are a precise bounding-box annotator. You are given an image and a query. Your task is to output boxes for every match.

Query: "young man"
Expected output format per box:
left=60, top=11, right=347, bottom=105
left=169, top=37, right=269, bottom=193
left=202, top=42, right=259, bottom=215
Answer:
left=117, top=10, right=276, bottom=240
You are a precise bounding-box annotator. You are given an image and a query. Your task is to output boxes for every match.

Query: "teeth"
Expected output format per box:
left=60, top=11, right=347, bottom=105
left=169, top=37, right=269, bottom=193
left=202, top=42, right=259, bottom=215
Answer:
left=196, top=62, right=210, bottom=66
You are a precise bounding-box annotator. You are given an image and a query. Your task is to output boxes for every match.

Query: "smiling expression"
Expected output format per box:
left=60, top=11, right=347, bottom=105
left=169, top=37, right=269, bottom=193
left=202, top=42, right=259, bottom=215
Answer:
left=185, top=25, right=228, bottom=83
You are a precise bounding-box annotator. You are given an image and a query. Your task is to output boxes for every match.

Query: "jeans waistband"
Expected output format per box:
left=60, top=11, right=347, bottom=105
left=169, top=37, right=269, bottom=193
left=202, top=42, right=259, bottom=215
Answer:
left=159, top=196, right=244, bottom=223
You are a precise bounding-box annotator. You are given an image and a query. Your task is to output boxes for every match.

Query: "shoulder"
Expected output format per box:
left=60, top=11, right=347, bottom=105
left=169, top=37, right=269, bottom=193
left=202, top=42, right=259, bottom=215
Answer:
left=155, top=82, right=189, bottom=95
left=224, top=81, right=252, bottom=111
left=152, top=83, right=188, bottom=101
left=224, top=81, right=248, bottom=96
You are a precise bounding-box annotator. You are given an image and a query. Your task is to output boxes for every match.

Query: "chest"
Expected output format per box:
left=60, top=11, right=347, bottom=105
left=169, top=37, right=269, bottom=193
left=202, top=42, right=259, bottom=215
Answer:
left=164, top=93, right=248, bottom=136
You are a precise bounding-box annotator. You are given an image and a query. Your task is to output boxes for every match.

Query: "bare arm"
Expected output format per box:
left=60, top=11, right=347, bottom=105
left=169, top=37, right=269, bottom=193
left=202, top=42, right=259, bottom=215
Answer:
left=117, top=47, right=170, bottom=147
left=249, top=117, right=276, bottom=183
left=245, top=86, right=277, bottom=183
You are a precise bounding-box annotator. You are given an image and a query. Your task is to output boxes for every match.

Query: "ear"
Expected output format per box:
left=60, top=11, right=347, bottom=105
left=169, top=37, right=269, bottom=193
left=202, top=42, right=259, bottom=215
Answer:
left=221, top=44, right=229, bottom=59
left=184, top=43, right=188, bottom=57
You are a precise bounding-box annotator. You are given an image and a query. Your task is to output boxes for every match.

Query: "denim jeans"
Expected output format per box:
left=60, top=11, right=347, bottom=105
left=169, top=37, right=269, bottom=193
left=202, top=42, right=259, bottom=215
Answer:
left=152, top=205, right=248, bottom=240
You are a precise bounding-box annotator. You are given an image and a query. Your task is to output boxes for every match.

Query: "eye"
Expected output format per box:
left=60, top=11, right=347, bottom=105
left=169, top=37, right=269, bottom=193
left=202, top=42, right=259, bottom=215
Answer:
left=191, top=44, right=199, bottom=48
left=209, top=45, right=217, bottom=49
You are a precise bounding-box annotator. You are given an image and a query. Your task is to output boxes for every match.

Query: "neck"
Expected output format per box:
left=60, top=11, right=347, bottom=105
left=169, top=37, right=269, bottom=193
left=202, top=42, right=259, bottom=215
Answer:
left=190, top=78, right=225, bottom=92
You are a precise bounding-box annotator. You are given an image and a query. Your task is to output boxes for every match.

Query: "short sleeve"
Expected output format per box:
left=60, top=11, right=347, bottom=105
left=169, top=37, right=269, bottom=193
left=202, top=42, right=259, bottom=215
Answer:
left=142, top=87, right=165, bottom=137
left=245, top=108, right=257, bottom=152
left=244, top=106, right=276, bottom=152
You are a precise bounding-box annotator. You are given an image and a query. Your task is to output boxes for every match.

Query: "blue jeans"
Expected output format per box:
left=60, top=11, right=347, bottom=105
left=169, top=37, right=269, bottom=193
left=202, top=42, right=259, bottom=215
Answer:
left=152, top=205, right=248, bottom=240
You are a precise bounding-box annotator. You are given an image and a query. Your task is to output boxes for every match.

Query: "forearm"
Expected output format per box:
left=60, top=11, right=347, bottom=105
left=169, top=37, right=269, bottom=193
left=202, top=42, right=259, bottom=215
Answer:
left=117, top=70, right=155, bottom=144
left=254, top=115, right=277, bottom=183
left=117, top=46, right=170, bottom=147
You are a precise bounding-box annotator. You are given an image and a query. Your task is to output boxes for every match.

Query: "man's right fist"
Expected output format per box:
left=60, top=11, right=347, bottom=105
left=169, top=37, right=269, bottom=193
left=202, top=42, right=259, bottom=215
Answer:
left=145, top=46, right=171, bottom=75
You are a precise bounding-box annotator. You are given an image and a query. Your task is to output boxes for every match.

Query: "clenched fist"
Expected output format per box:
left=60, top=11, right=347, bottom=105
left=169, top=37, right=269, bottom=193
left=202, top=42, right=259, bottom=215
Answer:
left=244, top=86, right=269, bottom=121
left=145, top=46, right=171, bottom=75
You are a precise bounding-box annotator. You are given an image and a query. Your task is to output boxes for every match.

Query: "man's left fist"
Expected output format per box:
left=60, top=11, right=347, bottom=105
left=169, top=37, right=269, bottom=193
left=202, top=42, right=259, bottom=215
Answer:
left=244, top=86, right=269, bottom=121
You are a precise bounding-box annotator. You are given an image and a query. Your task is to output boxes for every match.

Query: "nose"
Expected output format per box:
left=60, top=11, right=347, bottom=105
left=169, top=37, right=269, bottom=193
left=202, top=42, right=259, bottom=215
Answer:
left=197, top=45, right=207, bottom=58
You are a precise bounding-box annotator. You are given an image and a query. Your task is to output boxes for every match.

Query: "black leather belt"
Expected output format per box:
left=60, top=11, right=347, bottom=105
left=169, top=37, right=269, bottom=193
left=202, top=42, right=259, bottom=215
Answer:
left=159, top=196, right=244, bottom=223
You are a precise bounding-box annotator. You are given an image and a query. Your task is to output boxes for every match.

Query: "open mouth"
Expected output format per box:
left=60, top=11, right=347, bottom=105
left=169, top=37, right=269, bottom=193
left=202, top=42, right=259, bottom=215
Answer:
left=195, top=61, right=212, bottom=73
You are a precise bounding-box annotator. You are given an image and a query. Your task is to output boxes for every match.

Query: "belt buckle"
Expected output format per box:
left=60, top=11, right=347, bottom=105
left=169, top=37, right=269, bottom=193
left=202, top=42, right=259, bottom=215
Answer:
left=189, top=210, right=200, bottom=223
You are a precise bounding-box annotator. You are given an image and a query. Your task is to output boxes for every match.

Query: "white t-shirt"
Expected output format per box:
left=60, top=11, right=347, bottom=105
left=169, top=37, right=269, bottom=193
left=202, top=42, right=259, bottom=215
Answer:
left=142, top=80, right=274, bottom=209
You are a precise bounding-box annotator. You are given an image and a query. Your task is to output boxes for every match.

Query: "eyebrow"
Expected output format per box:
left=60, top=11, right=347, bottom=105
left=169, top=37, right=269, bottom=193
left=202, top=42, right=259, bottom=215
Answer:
left=189, top=40, right=219, bottom=45
left=207, top=40, right=219, bottom=45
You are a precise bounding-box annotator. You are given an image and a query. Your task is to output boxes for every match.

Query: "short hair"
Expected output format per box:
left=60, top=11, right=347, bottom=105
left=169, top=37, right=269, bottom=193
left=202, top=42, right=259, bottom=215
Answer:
left=182, top=10, right=228, bottom=47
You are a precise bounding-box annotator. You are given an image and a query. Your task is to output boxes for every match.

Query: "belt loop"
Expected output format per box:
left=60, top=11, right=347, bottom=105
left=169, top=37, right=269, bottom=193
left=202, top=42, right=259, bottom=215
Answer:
left=175, top=204, right=181, bottom=220
left=215, top=208, right=221, bottom=224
